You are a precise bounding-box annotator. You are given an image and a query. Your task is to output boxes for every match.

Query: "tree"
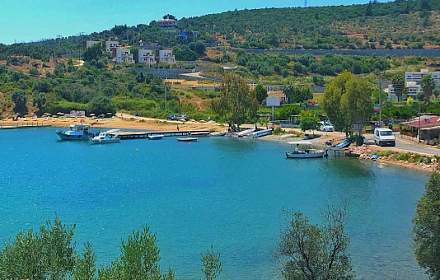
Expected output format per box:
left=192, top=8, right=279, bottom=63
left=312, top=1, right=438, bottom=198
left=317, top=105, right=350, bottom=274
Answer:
left=283, top=83, right=295, bottom=104
left=163, top=14, right=176, bottom=20
left=201, top=245, right=222, bottom=280
left=254, top=84, right=268, bottom=104
left=73, top=242, right=96, bottom=280
left=211, top=73, right=259, bottom=129
left=421, top=74, right=436, bottom=102
left=323, top=71, right=373, bottom=136
left=88, top=95, right=116, bottom=115
left=12, top=89, right=28, bottom=116
left=299, top=110, right=320, bottom=136
left=391, top=74, right=405, bottom=102
left=277, top=203, right=353, bottom=280
left=413, top=172, right=440, bottom=279
left=33, top=92, right=47, bottom=116
left=83, top=43, right=103, bottom=63
left=98, top=226, right=174, bottom=280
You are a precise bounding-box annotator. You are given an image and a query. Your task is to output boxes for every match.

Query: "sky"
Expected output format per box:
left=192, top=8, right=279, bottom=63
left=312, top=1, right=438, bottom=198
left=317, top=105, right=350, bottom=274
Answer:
left=0, top=0, right=373, bottom=45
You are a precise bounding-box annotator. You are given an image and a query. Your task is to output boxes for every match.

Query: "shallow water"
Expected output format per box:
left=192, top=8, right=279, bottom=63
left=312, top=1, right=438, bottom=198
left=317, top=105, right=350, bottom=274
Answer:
left=0, top=128, right=428, bottom=279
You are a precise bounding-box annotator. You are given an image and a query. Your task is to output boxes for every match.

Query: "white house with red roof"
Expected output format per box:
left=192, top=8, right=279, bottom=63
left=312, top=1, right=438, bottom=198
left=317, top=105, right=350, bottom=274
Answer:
left=158, top=18, right=178, bottom=28
left=402, top=115, right=440, bottom=144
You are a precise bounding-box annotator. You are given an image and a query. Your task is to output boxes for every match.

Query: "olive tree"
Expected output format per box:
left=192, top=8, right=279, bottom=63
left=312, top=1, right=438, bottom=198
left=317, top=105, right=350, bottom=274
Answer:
left=201, top=245, right=222, bottom=280
left=277, top=203, right=353, bottom=280
left=413, top=172, right=440, bottom=279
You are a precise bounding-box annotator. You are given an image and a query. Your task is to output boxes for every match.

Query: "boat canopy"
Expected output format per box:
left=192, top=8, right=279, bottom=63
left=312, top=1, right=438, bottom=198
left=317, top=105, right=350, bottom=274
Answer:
left=287, top=141, right=314, bottom=145
left=104, top=129, right=120, bottom=134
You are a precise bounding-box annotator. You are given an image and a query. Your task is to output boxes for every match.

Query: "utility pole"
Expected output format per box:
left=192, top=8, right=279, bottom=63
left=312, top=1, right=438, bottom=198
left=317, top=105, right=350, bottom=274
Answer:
left=56, top=35, right=62, bottom=56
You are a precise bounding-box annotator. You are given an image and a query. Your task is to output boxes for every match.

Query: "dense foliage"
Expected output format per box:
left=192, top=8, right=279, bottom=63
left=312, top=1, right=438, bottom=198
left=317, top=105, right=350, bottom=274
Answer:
left=413, top=172, right=440, bottom=280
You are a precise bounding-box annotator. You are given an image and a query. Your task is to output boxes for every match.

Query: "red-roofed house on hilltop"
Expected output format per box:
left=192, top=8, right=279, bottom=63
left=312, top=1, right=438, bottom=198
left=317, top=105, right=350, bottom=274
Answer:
left=158, top=18, right=178, bottom=28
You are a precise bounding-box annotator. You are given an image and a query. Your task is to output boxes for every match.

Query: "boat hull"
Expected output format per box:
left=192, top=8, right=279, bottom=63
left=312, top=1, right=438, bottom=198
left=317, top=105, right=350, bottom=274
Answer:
left=56, top=132, right=93, bottom=140
left=89, top=138, right=120, bottom=144
left=285, top=151, right=326, bottom=158
left=148, top=135, right=164, bottom=140
left=177, top=137, right=198, bottom=142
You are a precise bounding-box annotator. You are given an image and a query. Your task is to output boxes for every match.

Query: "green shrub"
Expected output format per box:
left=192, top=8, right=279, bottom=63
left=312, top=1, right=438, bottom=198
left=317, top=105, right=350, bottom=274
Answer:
left=376, top=150, right=396, bottom=157
left=273, top=126, right=284, bottom=135
left=395, top=152, right=412, bottom=161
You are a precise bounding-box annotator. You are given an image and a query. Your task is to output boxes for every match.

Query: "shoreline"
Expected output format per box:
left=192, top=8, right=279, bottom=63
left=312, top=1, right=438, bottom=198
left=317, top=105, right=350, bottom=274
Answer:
left=3, top=116, right=438, bottom=173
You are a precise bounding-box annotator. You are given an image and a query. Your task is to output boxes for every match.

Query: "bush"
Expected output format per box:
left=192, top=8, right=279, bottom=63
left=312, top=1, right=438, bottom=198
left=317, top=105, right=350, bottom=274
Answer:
left=396, top=152, right=412, bottom=161
left=376, top=150, right=396, bottom=157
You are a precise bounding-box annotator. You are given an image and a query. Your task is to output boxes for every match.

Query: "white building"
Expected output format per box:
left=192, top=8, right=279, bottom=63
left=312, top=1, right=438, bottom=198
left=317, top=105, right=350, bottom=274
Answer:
left=406, top=69, right=440, bottom=87
left=105, top=41, right=121, bottom=52
left=114, top=48, right=134, bottom=64
left=387, top=81, right=422, bottom=101
left=136, top=49, right=156, bottom=66
left=158, top=50, right=176, bottom=64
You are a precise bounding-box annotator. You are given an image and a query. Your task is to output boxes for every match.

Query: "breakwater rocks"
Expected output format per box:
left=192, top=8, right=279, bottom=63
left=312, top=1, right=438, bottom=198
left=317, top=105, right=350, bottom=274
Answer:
left=344, top=145, right=440, bottom=172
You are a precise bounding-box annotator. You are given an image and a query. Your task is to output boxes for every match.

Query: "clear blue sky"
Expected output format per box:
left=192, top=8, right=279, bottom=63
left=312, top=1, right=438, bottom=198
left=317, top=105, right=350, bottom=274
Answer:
left=1, top=0, right=373, bottom=45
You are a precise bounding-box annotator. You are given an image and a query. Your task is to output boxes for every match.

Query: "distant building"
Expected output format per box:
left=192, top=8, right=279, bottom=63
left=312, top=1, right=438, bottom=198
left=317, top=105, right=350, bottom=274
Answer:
left=83, top=41, right=100, bottom=48
left=105, top=41, right=121, bottom=52
left=158, top=18, right=178, bottom=28
left=406, top=69, right=440, bottom=87
left=114, top=48, right=134, bottom=64
left=388, top=81, right=422, bottom=101
left=136, top=49, right=157, bottom=66
left=158, top=49, right=176, bottom=64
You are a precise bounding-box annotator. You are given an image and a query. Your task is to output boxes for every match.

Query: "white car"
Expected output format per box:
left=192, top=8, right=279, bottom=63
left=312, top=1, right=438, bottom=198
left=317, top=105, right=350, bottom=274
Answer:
left=319, top=121, right=334, bottom=132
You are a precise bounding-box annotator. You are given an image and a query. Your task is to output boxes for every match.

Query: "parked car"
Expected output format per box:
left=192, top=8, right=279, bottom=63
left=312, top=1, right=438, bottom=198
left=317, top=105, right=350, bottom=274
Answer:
left=176, top=115, right=188, bottom=121
left=374, top=128, right=396, bottom=146
left=319, top=121, right=334, bottom=132
left=167, top=114, right=176, bottom=120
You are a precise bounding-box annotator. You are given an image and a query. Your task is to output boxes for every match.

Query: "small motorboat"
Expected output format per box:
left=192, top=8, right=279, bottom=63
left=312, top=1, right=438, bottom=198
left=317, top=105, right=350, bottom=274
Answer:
left=249, top=128, right=272, bottom=138
left=90, top=129, right=120, bottom=144
left=285, top=141, right=327, bottom=159
left=333, top=139, right=351, bottom=149
left=177, top=137, right=198, bottom=142
left=190, top=131, right=211, bottom=137
left=344, top=150, right=361, bottom=157
left=148, top=134, right=164, bottom=140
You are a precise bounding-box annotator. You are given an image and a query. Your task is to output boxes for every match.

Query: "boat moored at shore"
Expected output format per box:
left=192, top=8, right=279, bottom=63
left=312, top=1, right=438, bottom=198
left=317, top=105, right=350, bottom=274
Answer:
left=56, top=124, right=96, bottom=140
left=89, top=129, right=120, bottom=144
left=285, top=141, right=328, bottom=159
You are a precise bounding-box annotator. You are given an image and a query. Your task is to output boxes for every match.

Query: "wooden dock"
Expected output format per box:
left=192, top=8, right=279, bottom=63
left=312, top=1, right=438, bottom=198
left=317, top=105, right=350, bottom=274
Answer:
left=113, top=129, right=214, bottom=140
left=0, top=122, right=52, bottom=129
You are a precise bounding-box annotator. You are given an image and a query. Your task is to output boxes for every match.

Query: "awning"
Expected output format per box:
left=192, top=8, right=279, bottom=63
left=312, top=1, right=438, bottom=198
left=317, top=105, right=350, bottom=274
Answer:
left=421, top=125, right=440, bottom=131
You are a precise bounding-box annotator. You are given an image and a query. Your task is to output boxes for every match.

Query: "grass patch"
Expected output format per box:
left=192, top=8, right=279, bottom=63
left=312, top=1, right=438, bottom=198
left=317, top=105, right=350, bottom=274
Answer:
left=395, top=152, right=412, bottom=161
left=376, top=150, right=396, bottom=157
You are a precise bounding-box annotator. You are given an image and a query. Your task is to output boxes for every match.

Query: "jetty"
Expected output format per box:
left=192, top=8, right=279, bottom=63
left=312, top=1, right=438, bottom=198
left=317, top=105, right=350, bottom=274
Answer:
left=112, top=129, right=214, bottom=140
left=0, top=121, right=51, bottom=129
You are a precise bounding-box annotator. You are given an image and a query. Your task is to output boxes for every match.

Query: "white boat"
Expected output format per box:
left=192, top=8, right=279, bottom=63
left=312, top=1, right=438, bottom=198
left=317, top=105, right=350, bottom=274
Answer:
left=211, top=131, right=227, bottom=137
left=148, top=134, right=164, bottom=140
left=190, top=131, right=211, bottom=137
left=90, top=129, right=120, bottom=144
left=177, top=137, right=198, bottom=142
left=249, top=128, right=272, bottom=138
left=56, top=124, right=95, bottom=140
left=285, top=141, right=327, bottom=159
left=235, top=128, right=255, bottom=137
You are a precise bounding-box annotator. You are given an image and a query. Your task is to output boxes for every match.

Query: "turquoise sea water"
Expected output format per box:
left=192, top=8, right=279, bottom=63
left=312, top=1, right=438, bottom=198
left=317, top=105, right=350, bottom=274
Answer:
left=0, top=128, right=429, bottom=279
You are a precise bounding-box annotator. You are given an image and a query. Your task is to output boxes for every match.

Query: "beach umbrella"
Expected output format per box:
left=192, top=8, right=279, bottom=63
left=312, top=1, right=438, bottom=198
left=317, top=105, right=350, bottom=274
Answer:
left=199, top=120, right=206, bottom=123
left=179, top=118, right=187, bottom=122
left=57, top=112, right=64, bottom=116
left=190, top=119, right=196, bottom=123
left=89, top=113, right=95, bottom=117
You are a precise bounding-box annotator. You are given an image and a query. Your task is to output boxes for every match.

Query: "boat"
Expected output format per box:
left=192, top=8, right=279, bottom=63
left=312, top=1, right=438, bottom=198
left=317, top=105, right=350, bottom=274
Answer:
left=190, top=131, right=211, bottom=137
left=56, top=124, right=95, bottom=140
left=211, top=131, right=227, bottom=137
left=235, top=128, right=255, bottom=137
left=344, top=150, right=361, bottom=158
left=89, top=129, right=120, bottom=144
left=148, top=134, right=164, bottom=140
left=177, top=137, right=198, bottom=142
left=333, top=139, right=351, bottom=149
left=249, top=128, right=272, bottom=138
left=285, top=141, right=327, bottom=159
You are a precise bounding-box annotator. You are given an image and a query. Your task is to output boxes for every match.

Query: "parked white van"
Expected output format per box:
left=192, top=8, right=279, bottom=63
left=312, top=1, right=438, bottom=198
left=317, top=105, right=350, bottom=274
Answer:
left=374, top=128, right=396, bottom=147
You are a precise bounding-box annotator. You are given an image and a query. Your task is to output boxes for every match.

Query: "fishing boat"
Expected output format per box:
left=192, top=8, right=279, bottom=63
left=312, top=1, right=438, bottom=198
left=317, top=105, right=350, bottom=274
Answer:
left=89, top=129, right=120, bottom=144
left=211, top=131, right=227, bottom=137
left=148, top=134, right=164, bottom=140
left=56, top=124, right=95, bottom=140
left=249, top=128, right=272, bottom=138
left=285, top=141, right=327, bottom=159
left=177, top=137, right=198, bottom=142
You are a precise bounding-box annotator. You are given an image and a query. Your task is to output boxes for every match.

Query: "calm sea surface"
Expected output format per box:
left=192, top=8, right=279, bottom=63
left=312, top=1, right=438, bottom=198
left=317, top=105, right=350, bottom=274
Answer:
left=0, top=128, right=429, bottom=279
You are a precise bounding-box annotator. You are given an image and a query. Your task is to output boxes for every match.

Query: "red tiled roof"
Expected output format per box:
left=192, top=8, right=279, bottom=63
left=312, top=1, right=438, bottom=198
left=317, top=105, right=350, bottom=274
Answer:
left=159, top=19, right=176, bottom=22
left=404, top=116, right=440, bottom=128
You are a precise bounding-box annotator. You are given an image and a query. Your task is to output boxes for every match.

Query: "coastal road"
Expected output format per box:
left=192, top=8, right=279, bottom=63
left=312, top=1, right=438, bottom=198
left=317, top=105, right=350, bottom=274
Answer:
left=395, top=135, right=440, bottom=156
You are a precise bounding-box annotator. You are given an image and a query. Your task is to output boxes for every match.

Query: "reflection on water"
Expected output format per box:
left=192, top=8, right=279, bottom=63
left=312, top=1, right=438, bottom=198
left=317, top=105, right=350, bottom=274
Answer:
left=0, top=129, right=430, bottom=280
